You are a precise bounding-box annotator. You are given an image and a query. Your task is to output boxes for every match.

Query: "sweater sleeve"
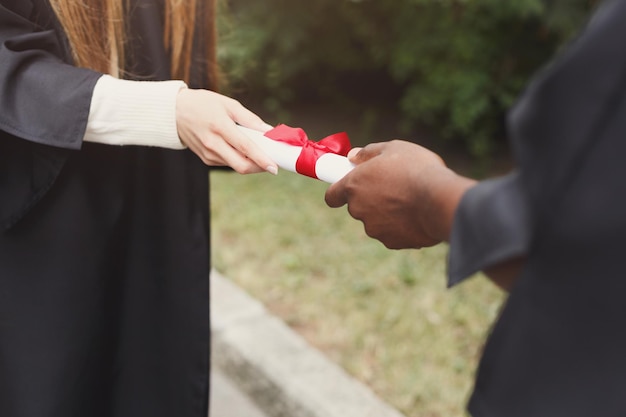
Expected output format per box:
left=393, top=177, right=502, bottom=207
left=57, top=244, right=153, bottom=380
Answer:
left=84, top=75, right=187, bottom=149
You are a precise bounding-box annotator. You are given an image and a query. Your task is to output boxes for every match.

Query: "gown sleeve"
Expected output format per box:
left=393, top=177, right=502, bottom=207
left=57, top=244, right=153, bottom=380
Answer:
left=0, top=0, right=101, bottom=148
left=447, top=171, right=531, bottom=286
left=0, top=0, right=101, bottom=230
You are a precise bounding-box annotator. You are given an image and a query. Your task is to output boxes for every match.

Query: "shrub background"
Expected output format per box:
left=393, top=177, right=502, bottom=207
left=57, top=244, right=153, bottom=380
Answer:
left=219, top=0, right=596, bottom=160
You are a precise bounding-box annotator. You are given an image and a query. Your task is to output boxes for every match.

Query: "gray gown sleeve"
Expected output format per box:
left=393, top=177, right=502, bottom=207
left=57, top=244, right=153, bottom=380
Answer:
left=0, top=0, right=101, bottom=149
left=447, top=171, right=531, bottom=286
left=0, top=0, right=101, bottom=230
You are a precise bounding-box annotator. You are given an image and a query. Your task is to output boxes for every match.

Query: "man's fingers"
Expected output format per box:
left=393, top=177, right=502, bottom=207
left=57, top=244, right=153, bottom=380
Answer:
left=349, top=142, right=385, bottom=164
left=326, top=145, right=383, bottom=208
left=325, top=181, right=348, bottom=208
left=347, top=147, right=362, bottom=160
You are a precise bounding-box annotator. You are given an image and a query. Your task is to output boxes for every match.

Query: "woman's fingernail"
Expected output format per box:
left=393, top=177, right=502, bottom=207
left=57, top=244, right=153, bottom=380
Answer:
left=266, top=165, right=278, bottom=175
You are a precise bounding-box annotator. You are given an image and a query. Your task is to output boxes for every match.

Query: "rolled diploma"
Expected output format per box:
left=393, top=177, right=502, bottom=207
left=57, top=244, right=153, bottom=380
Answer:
left=237, top=125, right=354, bottom=183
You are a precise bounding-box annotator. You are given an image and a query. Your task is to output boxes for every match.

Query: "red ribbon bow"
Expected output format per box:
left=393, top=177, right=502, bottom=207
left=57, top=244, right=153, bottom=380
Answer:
left=264, top=124, right=352, bottom=179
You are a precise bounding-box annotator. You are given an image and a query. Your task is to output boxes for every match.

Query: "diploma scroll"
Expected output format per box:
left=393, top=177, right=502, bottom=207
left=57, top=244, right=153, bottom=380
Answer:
left=238, top=125, right=355, bottom=184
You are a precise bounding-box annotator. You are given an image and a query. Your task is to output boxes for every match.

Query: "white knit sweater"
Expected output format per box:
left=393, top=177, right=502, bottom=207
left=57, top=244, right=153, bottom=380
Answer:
left=83, top=74, right=187, bottom=149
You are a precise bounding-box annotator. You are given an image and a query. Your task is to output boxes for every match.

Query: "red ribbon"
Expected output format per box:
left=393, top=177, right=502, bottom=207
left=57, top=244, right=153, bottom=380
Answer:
left=264, top=124, right=352, bottom=179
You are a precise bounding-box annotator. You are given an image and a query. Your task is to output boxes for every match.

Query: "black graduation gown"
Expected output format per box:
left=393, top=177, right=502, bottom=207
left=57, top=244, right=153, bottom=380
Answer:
left=448, top=0, right=626, bottom=415
left=0, top=1, right=212, bottom=416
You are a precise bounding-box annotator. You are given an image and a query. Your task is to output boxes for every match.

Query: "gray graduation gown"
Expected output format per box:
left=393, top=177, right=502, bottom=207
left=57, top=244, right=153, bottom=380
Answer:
left=0, top=1, right=212, bottom=416
left=448, top=0, right=626, bottom=415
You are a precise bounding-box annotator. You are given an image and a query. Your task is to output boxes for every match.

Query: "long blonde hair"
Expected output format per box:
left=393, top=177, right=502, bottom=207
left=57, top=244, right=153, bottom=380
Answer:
left=49, top=0, right=218, bottom=89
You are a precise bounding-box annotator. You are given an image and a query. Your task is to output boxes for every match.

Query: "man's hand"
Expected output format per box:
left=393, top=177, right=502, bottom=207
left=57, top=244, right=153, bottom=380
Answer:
left=325, top=140, right=476, bottom=249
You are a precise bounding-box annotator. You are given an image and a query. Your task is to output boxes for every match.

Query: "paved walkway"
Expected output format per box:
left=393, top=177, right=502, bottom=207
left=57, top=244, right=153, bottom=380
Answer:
left=210, top=368, right=267, bottom=417
left=209, top=269, right=406, bottom=417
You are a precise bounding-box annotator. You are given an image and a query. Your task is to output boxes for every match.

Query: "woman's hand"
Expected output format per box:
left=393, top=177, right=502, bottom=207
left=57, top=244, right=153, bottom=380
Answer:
left=176, top=88, right=278, bottom=175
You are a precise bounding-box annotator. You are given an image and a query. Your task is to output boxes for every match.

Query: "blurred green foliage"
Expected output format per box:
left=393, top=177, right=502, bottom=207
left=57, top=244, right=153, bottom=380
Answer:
left=218, top=0, right=597, bottom=159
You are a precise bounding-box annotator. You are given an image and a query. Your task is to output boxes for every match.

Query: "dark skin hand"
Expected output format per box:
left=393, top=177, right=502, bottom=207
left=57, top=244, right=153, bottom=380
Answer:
left=325, top=140, right=523, bottom=291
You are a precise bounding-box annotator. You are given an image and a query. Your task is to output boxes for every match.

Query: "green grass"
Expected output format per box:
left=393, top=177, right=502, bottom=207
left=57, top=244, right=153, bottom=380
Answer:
left=210, top=169, right=506, bottom=417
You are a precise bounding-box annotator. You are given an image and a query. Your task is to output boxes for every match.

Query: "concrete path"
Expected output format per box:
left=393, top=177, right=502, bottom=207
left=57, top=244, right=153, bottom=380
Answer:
left=209, top=269, right=406, bottom=417
left=210, top=368, right=268, bottom=417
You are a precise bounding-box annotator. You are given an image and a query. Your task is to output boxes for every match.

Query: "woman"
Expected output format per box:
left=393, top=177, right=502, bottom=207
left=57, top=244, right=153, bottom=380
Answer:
left=0, top=0, right=276, bottom=416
